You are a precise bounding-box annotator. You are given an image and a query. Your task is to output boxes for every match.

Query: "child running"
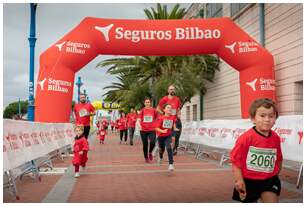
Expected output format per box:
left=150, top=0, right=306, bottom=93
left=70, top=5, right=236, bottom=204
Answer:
left=155, top=104, right=177, bottom=172
left=72, top=125, right=89, bottom=178
left=230, top=98, right=283, bottom=203
left=98, top=127, right=107, bottom=144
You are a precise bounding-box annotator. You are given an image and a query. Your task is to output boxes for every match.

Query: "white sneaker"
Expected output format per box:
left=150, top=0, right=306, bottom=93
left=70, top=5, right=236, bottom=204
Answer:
left=74, top=172, right=80, bottom=178
left=168, top=164, right=174, bottom=171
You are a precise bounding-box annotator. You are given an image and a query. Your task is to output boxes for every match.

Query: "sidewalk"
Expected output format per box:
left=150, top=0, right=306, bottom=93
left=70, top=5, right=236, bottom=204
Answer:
left=3, top=131, right=303, bottom=203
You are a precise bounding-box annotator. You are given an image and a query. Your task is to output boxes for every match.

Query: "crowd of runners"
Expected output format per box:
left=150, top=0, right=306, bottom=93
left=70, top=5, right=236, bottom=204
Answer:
left=72, top=85, right=283, bottom=203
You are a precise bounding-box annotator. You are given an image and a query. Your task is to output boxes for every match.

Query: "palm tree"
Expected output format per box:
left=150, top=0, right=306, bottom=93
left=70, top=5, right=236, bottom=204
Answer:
left=144, top=3, right=187, bottom=19
left=97, top=3, right=220, bottom=113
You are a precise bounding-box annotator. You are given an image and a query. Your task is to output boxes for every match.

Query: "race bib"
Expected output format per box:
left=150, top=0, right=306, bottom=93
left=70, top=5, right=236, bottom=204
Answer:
left=246, top=146, right=276, bottom=173
left=79, top=109, right=88, bottom=117
left=143, top=116, right=153, bottom=123
left=163, top=119, right=173, bottom=129
left=171, top=109, right=177, bottom=115
left=101, top=132, right=105, bottom=135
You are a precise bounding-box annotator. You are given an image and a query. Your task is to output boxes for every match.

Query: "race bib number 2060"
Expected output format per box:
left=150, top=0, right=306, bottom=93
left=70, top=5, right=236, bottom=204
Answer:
left=246, top=146, right=277, bottom=173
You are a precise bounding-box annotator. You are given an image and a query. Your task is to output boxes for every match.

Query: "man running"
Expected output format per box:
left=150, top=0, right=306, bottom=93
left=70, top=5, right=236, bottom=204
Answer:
left=73, top=94, right=96, bottom=139
left=156, top=84, right=181, bottom=117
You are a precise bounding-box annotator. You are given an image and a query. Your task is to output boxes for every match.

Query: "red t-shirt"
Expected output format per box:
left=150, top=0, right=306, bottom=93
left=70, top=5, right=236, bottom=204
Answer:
left=74, top=103, right=95, bottom=126
left=118, top=117, right=127, bottom=130
left=155, top=115, right=176, bottom=137
left=158, top=96, right=181, bottom=116
left=98, top=130, right=107, bottom=136
left=127, top=113, right=137, bottom=128
left=138, top=107, right=158, bottom=132
left=230, top=127, right=283, bottom=180
left=72, top=136, right=89, bottom=165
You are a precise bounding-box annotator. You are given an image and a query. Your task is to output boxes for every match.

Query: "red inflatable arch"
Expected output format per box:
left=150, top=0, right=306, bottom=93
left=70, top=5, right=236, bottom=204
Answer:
left=35, top=17, right=275, bottom=122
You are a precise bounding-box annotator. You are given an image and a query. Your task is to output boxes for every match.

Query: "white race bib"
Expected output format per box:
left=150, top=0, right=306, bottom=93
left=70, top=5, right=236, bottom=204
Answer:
left=79, top=109, right=89, bottom=117
left=163, top=119, right=173, bottom=129
left=143, top=116, right=153, bottom=123
left=246, top=146, right=276, bottom=173
left=171, top=109, right=177, bottom=115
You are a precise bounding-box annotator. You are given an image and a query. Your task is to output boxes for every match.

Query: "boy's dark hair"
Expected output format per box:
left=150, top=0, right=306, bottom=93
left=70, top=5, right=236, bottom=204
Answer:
left=249, top=98, right=278, bottom=118
left=163, top=103, right=171, bottom=109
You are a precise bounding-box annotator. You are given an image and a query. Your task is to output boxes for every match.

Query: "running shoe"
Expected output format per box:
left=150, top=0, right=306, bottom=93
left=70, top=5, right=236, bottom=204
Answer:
left=74, top=172, right=80, bottom=178
left=168, top=164, right=174, bottom=171
left=149, top=153, right=153, bottom=161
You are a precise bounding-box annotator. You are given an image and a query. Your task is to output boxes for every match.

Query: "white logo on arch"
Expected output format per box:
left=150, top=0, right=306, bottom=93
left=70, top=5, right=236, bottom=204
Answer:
left=225, top=42, right=237, bottom=54
left=55, top=41, right=66, bottom=51
left=38, top=78, right=47, bottom=91
left=95, top=24, right=114, bottom=42
left=246, top=79, right=257, bottom=91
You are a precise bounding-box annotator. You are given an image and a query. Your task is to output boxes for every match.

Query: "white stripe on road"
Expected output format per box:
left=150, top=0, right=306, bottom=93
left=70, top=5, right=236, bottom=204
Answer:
left=81, top=168, right=230, bottom=175
left=85, top=162, right=215, bottom=168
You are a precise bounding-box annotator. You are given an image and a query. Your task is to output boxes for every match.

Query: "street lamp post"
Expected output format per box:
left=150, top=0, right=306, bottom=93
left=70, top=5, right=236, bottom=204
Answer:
left=18, top=98, right=21, bottom=118
left=75, top=76, right=83, bottom=103
left=27, top=3, right=37, bottom=121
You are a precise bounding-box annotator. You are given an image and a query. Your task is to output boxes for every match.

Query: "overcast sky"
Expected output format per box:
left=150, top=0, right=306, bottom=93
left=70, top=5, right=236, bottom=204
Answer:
left=3, top=3, right=191, bottom=108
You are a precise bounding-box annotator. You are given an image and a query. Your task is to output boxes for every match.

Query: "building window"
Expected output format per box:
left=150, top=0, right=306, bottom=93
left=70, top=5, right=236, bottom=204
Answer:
left=206, top=3, right=223, bottom=18
left=186, top=106, right=190, bottom=122
left=231, top=3, right=248, bottom=17
left=192, top=104, right=198, bottom=121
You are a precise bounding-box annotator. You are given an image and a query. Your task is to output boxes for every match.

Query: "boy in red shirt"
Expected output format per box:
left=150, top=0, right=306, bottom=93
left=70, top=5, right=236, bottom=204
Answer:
left=155, top=104, right=177, bottom=172
left=72, top=125, right=89, bottom=178
left=230, top=98, right=283, bottom=203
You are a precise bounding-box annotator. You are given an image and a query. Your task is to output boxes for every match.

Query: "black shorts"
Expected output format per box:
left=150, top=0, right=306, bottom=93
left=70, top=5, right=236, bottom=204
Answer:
left=232, top=175, right=281, bottom=203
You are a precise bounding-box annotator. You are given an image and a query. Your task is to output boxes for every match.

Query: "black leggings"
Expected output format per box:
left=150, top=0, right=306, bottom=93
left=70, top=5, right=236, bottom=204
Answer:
left=120, top=129, right=128, bottom=141
left=128, top=127, right=135, bottom=144
left=84, top=126, right=90, bottom=139
left=140, top=131, right=156, bottom=159
left=158, top=135, right=174, bottom=164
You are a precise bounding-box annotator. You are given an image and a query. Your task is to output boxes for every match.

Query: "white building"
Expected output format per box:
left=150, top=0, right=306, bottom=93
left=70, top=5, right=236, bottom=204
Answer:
left=181, top=3, right=303, bottom=121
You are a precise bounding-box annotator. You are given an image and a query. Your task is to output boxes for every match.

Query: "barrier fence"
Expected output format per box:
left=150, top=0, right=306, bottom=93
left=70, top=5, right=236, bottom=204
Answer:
left=180, top=115, right=303, bottom=162
left=3, top=119, right=75, bottom=200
